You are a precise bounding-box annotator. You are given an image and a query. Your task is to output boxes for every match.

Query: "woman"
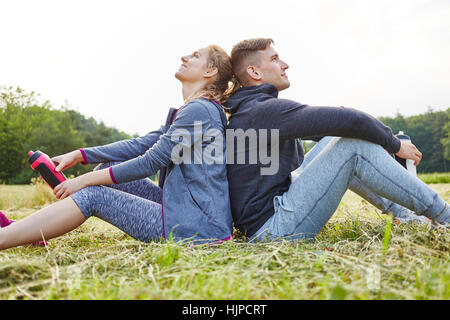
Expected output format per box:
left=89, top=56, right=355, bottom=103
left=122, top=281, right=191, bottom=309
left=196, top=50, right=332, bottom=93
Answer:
left=0, top=44, right=234, bottom=249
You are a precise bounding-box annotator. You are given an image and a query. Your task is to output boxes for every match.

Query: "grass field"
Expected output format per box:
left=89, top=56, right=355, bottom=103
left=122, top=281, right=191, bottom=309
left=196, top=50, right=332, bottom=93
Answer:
left=0, top=177, right=449, bottom=300
left=418, top=172, right=450, bottom=184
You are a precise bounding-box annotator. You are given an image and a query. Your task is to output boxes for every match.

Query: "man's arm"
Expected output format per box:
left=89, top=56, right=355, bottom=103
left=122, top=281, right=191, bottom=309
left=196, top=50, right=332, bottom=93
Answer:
left=260, top=99, right=401, bottom=154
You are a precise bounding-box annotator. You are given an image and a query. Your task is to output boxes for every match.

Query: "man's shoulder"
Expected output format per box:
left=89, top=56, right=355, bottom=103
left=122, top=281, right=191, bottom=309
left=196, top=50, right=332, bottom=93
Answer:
left=241, top=96, right=306, bottom=112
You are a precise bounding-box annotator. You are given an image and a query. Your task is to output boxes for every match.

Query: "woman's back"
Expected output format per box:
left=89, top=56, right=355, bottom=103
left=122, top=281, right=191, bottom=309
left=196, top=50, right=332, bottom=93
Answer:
left=162, top=98, right=232, bottom=243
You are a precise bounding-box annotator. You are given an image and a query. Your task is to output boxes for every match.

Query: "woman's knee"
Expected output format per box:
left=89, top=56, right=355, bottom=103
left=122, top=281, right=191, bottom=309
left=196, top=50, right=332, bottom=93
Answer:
left=70, top=185, right=104, bottom=219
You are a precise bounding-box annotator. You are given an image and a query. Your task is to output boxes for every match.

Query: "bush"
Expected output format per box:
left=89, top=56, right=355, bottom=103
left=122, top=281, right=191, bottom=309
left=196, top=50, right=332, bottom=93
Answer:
left=7, top=168, right=39, bottom=185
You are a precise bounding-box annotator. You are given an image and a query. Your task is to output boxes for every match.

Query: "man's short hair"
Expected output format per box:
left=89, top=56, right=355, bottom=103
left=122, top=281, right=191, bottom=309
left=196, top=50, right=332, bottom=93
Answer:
left=230, top=38, right=274, bottom=85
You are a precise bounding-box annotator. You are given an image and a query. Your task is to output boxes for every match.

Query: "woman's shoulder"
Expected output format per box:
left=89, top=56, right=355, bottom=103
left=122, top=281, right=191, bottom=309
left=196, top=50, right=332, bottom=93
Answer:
left=183, top=97, right=219, bottom=110
left=179, top=98, right=222, bottom=119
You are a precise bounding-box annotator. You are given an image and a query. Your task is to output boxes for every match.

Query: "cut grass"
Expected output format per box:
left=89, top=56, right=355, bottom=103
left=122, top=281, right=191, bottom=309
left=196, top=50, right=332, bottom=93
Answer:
left=0, top=182, right=54, bottom=211
left=0, top=184, right=449, bottom=300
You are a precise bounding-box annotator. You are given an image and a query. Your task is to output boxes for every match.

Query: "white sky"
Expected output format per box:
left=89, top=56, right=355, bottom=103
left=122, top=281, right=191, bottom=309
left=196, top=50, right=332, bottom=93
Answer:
left=1, top=0, right=449, bottom=136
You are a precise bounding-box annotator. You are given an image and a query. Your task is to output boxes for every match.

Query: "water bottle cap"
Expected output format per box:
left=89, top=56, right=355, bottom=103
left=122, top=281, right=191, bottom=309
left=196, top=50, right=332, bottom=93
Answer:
left=28, top=150, right=43, bottom=164
left=396, top=130, right=410, bottom=140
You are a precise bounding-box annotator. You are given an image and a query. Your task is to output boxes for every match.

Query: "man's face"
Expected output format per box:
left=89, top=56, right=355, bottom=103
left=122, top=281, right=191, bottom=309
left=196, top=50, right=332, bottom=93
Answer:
left=255, top=45, right=290, bottom=91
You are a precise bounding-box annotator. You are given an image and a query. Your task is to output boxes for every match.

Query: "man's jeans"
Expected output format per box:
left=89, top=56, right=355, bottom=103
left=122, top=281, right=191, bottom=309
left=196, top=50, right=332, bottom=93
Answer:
left=296, top=137, right=430, bottom=224
left=252, top=137, right=447, bottom=241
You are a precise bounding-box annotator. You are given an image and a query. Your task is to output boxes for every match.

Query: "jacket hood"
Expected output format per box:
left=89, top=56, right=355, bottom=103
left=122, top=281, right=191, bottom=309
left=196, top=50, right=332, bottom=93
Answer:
left=225, top=83, right=279, bottom=114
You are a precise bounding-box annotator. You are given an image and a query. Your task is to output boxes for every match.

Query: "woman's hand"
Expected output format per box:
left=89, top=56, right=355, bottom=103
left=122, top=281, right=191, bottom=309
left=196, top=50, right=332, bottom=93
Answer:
left=51, top=150, right=84, bottom=172
left=395, top=140, right=422, bottom=166
left=53, top=169, right=114, bottom=200
left=54, top=177, right=86, bottom=200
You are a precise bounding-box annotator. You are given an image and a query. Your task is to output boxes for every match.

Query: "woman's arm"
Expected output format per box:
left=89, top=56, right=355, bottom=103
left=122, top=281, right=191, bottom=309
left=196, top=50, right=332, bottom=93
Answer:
left=54, top=100, right=210, bottom=198
left=109, top=102, right=209, bottom=184
left=54, top=167, right=113, bottom=199
left=83, top=108, right=178, bottom=164
left=51, top=128, right=165, bottom=172
left=81, top=128, right=166, bottom=164
left=52, top=149, right=85, bottom=172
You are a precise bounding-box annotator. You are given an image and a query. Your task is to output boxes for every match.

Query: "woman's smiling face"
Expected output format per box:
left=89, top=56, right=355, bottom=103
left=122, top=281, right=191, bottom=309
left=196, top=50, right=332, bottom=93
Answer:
left=175, top=47, right=210, bottom=83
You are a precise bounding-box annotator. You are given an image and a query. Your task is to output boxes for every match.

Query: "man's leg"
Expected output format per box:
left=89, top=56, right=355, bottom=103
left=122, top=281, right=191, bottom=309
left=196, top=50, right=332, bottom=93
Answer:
left=255, top=137, right=448, bottom=241
left=292, top=137, right=432, bottom=225
left=349, top=176, right=432, bottom=225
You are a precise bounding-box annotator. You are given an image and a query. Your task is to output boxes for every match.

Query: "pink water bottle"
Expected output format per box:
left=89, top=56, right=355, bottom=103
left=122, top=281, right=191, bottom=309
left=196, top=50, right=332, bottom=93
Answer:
left=28, top=150, right=67, bottom=189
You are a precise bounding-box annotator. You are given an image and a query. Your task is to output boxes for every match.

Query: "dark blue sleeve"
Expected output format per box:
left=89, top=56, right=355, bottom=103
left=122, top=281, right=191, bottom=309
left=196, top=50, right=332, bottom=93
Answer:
left=258, top=99, right=401, bottom=154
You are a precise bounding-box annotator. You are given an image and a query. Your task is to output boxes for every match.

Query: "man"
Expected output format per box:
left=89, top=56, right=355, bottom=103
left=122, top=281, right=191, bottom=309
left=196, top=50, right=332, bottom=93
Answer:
left=226, top=38, right=449, bottom=241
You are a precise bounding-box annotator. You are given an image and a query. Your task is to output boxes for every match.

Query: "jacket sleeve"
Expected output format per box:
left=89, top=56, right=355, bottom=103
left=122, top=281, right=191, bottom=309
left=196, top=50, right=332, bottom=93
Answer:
left=258, top=99, right=401, bottom=154
left=109, top=101, right=210, bottom=184
left=80, top=127, right=165, bottom=164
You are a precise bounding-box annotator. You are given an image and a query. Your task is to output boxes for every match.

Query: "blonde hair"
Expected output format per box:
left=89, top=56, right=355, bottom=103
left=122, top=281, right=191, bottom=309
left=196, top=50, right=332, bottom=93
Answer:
left=184, top=45, right=233, bottom=109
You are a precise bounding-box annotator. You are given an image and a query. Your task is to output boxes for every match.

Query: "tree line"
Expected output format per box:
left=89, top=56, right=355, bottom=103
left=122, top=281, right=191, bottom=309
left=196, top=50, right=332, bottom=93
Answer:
left=0, top=86, right=133, bottom=184
left=379, top=108, right=450, bottom=173
left=1, top=86, right=449, bottom=184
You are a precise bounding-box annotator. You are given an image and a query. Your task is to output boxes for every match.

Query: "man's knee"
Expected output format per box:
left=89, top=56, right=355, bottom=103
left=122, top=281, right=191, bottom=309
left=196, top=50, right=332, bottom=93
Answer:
left=333, top=137, right=381, bottom=152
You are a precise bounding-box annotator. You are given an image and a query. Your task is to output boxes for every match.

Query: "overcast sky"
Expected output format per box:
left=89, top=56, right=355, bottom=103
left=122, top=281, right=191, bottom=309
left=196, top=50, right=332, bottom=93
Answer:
left=1, top=0, right=449, bottom=136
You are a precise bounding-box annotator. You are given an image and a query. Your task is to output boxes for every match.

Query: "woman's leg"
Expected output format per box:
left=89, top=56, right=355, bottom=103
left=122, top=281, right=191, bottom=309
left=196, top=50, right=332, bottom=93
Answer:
left=93, top=162, right=161, bottom=203
left=255, top=137, right=449, bottom=241
left=0, top=197, right=86, bottom=250
left=70, top=185, right=163, bottom=243
left=0, top=185, right=163, bottom=251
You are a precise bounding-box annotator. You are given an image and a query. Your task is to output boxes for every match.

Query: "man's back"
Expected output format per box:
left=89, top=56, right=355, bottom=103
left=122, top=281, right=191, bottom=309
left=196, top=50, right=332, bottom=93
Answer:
left=226, top=84, right=304, bottom=237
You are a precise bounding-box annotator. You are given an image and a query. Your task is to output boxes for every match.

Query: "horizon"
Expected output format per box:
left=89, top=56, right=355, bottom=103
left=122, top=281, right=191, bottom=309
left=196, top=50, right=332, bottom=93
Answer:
left=2, top=84, right=448, bottom=137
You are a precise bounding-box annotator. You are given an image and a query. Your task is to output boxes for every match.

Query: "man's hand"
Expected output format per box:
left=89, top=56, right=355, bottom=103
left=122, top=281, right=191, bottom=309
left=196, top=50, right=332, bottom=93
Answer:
left=395, top=140, right=422, bottom=166
left=52, top=150, right=84, bottom=172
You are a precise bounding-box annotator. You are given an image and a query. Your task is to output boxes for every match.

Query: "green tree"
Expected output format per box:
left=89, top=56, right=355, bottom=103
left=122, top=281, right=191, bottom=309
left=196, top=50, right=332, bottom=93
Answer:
left=1, top=86, right=132, bottom=184
left=0, top=87, right=49, bottom=183
left=440, top=109, right=450, bottom=161
left=379, top=108, right=450, bottom=173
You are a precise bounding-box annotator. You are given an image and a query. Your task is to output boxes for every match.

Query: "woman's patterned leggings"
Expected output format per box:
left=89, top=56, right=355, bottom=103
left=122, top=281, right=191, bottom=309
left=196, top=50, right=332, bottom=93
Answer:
left=70, top=162, right=164, bottom=242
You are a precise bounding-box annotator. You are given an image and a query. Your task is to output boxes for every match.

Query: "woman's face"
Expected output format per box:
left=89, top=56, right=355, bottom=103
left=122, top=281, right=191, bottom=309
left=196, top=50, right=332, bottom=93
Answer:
left=175, top=47, right=210, bottom=83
